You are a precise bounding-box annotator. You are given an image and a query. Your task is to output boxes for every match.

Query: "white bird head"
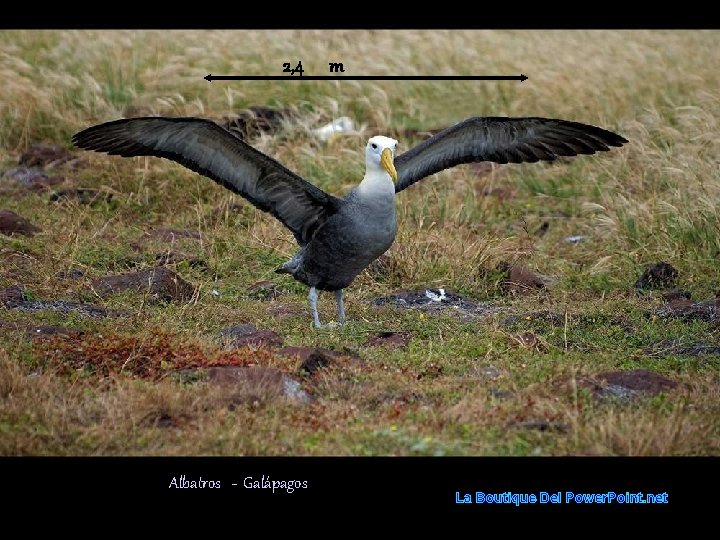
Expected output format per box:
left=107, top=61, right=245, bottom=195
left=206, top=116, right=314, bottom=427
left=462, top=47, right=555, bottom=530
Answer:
left=365, top=135, right=398, bottom=182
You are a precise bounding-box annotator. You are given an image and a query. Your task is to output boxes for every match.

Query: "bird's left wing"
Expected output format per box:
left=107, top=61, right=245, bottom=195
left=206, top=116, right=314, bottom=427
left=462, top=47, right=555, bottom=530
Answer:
left=72, top=117, right=342, bottom=245
left=394, top=117, right=628, bottom=193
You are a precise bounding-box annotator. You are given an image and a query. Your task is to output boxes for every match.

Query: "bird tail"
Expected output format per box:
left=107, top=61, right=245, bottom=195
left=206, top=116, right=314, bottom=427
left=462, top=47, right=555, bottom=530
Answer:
left=275, top=250, right=304, bottom=275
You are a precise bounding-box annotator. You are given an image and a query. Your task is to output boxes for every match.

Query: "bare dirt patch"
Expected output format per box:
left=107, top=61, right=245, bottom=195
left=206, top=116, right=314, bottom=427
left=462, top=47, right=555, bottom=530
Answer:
left=373, top=289, right=502, bottom=318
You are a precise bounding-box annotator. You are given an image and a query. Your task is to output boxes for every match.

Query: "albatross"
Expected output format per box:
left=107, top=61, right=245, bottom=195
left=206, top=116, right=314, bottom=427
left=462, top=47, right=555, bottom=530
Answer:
left=72, top=116, right=627, bottom=328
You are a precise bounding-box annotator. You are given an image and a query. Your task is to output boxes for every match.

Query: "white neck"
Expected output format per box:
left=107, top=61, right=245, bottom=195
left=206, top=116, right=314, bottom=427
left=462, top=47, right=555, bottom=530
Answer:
left=357, top=167, right=395, bottom=199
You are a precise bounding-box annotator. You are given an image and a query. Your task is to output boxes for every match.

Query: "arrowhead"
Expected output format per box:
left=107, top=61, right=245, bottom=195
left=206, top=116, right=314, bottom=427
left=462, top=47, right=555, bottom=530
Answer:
left=204, top=74, right=212, bottom=82
left=520, top=74, right=528, bottom=82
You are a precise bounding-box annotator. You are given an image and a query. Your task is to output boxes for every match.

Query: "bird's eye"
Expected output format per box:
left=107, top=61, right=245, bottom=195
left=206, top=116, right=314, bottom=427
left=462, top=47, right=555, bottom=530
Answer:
left=371, top=143, right=377, bottom=150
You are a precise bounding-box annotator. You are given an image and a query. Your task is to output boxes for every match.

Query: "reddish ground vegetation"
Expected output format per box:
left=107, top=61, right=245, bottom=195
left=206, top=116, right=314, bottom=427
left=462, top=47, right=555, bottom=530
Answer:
left=33, top=330, right=277, bottom=380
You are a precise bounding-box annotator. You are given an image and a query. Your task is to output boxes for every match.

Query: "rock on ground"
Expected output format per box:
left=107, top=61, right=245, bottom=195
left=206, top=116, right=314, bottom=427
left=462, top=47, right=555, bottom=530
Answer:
left=0, top=210, right=41, bottom=236
left=90, top=267, right=194, bottom=302
left=580, top=369, right=678, bottom=402
left=206, top=366, right=312, bottom=405
left=635, top=262, right=678, bottom=290
left=278, top=346, right=362, bottom=375
left=2, top=167, right=65, bottom=191
left=500, top=264, right=552, bottom=295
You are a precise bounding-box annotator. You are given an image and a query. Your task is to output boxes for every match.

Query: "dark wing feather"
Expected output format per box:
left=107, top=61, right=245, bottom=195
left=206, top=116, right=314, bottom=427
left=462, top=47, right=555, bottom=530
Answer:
left=394, top=117, right=628, bottom=193
left=72, top=117, right=342, bottom=245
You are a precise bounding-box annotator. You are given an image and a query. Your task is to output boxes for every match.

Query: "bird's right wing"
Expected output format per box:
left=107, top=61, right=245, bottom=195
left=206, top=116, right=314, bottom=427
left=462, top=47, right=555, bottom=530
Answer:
left=72, top=117, right=342, bottom=245
left=394, top=117, right=628, bottom=193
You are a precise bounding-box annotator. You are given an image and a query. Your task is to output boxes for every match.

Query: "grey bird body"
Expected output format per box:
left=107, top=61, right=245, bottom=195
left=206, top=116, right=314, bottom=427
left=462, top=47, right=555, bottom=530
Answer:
left=72, top=115, right=628, bottom=328
left=278, top=187, right=397, bottom=291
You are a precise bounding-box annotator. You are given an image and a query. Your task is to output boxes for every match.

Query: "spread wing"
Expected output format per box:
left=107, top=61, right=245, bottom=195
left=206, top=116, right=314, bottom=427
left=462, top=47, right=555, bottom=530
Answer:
left=72, top=117, right=342, bottom=245
left=394, top=117, right=628, bottom=193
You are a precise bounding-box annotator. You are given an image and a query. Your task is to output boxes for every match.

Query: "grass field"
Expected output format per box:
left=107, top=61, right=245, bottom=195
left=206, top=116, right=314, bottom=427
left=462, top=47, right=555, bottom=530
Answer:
left=1, top=30, right=718, bottom=455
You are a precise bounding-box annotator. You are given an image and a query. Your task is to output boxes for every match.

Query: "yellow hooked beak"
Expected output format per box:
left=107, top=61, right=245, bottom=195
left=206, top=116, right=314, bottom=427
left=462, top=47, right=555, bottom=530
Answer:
left=381, top=147, right=398, bottom=182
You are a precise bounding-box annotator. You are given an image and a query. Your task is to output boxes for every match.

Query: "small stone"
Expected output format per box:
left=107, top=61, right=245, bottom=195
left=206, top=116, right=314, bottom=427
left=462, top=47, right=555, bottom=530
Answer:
left=500, top=264, right=551, bottom=295
left=0, top=210, right=41, bottom=236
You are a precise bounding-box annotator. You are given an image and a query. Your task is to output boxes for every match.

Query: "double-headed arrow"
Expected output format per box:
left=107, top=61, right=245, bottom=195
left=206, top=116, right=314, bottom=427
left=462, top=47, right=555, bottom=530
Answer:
left=204, top=74, right=528, bottom=82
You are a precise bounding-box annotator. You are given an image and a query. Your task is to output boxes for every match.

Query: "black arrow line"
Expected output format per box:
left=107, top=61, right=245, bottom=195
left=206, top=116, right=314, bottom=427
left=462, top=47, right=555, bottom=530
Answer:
left=204, top=74, right=528, bottom=82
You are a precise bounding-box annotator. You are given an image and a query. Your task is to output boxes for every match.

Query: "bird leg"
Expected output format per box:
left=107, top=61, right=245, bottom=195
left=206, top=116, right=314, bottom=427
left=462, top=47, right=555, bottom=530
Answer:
left=309, top=287, right=322, bottom=328
left=335, top=289, right=346, bottom=325
left=309, top=287, right=346, bottom=329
